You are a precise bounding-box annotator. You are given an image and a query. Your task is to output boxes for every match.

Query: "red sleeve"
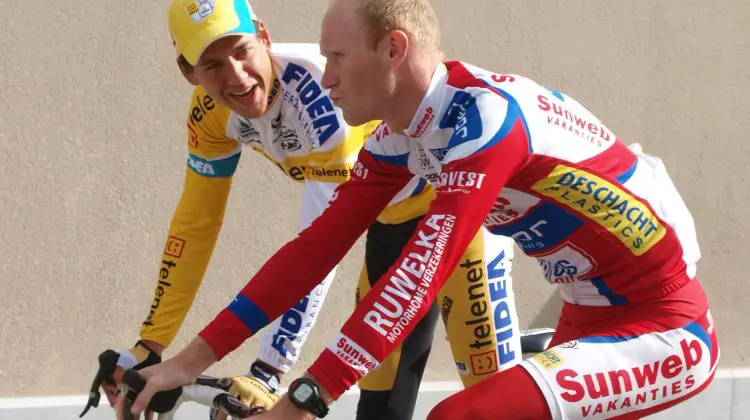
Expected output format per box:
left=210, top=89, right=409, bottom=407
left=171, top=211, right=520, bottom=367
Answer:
left=308, top=121, right=530, bottom=398
left=198, top=150, right=412, bottom=359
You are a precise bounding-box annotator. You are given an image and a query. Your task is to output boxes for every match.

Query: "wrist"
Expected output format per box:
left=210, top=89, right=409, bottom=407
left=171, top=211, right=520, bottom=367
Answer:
left=302, top=372, right=334, bottom=405
left=288, top=376, right=331, bottom=418
left=174, top=336, right=219, bottom=379
left=250, top=360, right=282, bottom=390
left=278, top=396, right=318, bottom=420
left=137, top=339, right=165, bottom=356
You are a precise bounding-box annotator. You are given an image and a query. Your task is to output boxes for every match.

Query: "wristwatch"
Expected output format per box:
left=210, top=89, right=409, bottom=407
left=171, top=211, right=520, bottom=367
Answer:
left=288, top=377, right=329, bottom=418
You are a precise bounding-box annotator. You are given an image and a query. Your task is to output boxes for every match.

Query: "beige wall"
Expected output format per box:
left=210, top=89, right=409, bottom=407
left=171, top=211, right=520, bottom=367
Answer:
left=1, top=0, right=747, bottom=397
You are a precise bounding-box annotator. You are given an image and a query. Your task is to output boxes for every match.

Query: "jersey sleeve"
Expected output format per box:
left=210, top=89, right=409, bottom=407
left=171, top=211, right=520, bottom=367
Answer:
left=252, top=112, right=379, bottom=371
left=198, top=148, right=413, bottom=360
left=308, top=99, right=532, bottom=398
left=139, top=88, right=238, bottom=347
left=254, top=179, right=340, bottom=371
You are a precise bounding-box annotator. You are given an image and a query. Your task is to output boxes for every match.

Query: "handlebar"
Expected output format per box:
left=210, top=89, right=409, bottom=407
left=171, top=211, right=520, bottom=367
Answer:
left=122, top=370, right=265, bottom=418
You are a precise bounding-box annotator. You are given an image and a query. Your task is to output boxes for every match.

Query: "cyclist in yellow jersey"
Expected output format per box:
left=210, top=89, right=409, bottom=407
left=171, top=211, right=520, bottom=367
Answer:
left=100, top=1, right=522, bottom=419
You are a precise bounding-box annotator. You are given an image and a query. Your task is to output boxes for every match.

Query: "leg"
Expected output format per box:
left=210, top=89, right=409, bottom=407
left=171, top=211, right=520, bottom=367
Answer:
left=357, top=303, right=439, bottom=420
left=356, top=218, right=440, bottom=420
left=438, top=228, right=522, bottom=388
left=521, top=307, right=719, bottom=419
left=427, top=366, right=551, bottom=420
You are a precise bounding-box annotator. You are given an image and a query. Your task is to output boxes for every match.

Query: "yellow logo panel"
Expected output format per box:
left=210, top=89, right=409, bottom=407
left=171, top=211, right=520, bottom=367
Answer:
left=531, top=165, right=665, bottom=256
left=306, top=162, right=353, bottom=183
left=533, top=350, right=564, bottom=369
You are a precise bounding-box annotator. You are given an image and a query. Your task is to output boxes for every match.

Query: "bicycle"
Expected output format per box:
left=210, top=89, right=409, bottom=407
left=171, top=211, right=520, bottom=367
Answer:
left=80, top=328, right=555, bottom=419
left=78, top=349, right=264, bottom=419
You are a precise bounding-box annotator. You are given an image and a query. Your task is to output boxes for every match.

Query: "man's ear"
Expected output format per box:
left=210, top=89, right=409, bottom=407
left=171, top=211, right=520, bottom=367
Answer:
left=255, top=20, right=273, bottom=49
left=177, top=56, right=200, bottom=86
left=386, top=29, right=409, bottom=69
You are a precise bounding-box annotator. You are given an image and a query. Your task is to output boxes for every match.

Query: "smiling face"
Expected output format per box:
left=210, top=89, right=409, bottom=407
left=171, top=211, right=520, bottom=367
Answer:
left=179, top=29, right=275, bottom=119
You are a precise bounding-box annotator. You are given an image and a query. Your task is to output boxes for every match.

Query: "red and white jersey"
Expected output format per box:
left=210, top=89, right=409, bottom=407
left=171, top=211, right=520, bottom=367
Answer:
left=199, top=61, right=702, bottom=399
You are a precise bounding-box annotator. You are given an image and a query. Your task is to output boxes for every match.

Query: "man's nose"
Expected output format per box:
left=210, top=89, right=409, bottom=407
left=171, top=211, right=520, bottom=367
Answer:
left=225, top=57, right=248, bottom=84
left=321, top=65, right=338, bottom=89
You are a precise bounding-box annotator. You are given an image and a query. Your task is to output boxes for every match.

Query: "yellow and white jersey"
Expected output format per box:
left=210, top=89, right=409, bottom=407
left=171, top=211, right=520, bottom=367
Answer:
left=185, top=42, right=372, bottom=189
left=140, top=44, right=433, bottom=367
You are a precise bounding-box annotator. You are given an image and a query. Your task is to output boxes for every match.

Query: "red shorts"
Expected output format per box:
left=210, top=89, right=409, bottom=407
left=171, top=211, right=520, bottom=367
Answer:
left=520, top=279, right=719, bottom=419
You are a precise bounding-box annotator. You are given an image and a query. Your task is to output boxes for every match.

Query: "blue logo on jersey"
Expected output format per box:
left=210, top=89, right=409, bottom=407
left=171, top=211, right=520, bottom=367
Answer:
left=281, top=63, right=340, bottom=145
left=439, top=91, right=483, bottom=147
left=487, top=250, right=518, bottom=366
left=271, top=293, right=311, bottom=357
left=489, top=202, right=584, bottom=253
left=429, top=147, right=449, bottom=161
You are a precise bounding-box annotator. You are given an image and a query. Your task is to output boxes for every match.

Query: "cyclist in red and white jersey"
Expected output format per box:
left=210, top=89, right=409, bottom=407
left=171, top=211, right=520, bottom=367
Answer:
left=104, top=1, right=523, bottom=419
left=119, top=0, right=718, bottom=419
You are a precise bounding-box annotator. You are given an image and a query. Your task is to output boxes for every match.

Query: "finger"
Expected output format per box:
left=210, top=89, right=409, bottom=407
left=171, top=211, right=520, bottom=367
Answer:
left=145, top=409, right=155, bottom=420
left=131, top=379, right=159, bottom=416
left=102, top=383, right=121, bottom=407
left=114, top=391, right=128, bottom=420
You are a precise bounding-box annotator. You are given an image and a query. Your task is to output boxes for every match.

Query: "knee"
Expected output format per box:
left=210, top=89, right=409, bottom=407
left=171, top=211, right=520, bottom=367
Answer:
left=427, top=395, right=467, bottom=420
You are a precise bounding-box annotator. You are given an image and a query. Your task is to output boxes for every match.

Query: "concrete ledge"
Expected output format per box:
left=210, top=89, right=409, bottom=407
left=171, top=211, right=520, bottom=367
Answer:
left=2, top=370, right=748, bottom=419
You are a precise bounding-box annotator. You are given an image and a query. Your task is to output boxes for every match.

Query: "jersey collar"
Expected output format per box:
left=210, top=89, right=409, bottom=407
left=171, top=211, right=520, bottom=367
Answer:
left=403, top=63, right=447, bottom=140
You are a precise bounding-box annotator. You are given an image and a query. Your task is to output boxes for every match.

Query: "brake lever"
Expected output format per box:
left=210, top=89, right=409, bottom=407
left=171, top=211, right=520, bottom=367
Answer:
left=213, top=393, right=266, bottom=418
left=121, top=369, right=183, bottom=413
left=79, top=349, right=120, bottom=418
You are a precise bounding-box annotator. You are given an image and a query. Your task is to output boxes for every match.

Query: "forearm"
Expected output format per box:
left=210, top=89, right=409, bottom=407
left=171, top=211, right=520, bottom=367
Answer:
left=140, top=172, right=233, bottom=347
left=307, top=141, right=526, bottom=398
left=199, top=155, right=410, bottom=361
left=256, top=267, right=336, bottom=374
left=254, top=180, right=340, bottom=374
left=173, top=336, right=221, bottom=379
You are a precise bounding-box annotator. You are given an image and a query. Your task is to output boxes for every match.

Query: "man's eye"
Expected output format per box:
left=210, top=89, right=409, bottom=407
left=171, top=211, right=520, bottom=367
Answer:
left=237, top=48, right=253, bottom=58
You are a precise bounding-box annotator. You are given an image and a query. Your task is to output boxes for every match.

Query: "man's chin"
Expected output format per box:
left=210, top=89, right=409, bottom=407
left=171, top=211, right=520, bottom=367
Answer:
left=342, top=111, right=369, bottom=127
left=232, top=102, right=266, bottom=119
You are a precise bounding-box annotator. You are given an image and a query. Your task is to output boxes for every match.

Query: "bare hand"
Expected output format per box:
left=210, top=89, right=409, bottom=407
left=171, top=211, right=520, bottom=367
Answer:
left=114, top=358, right=194, bottom=419
left=250, top=396, right=317, bottom=420
left=102, top=340, right=165, bottom=407
left=114, top=337, right=217, bottom=419
left=102, top=366, right=124, bottom=406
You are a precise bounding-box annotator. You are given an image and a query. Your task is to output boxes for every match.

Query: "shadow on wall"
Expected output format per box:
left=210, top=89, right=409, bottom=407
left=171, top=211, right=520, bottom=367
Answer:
left=528, top=292, right=563, bottom=330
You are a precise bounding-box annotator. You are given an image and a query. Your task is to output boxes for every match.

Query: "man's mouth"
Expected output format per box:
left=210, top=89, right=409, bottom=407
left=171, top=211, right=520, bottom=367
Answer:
left=229, top=84, right=257, bottom=98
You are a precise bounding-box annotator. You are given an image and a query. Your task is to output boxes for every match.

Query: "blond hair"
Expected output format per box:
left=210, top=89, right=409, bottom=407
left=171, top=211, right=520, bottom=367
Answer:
left=357, top=0, right=441, bottom=52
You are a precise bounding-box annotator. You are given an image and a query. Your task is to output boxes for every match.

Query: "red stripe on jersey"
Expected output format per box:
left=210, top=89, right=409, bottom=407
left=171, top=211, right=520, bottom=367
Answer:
left=445, top=61, right=486, bottom=89
left=309, top=118, right=531, bottom=398
left=578, top=140, right=637, bottom=179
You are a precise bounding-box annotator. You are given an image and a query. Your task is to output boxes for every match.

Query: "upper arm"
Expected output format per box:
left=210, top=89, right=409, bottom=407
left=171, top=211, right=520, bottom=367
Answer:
left=174, top=88, right=239, bottom=217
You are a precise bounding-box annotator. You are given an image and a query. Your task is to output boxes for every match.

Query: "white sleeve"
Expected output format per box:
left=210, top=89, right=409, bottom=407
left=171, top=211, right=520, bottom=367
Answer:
left=254, top=180, right=339, bottom=373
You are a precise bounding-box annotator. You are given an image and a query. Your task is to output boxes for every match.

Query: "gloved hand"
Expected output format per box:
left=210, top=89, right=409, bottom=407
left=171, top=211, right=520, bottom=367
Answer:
left=80, top=340, right=162, bottom=417
left=209, top=361, right=281, bottom=420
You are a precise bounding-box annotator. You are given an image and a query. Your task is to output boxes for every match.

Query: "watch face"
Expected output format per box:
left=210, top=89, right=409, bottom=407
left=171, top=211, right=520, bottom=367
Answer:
left=293, top=384, right=314, bottom=402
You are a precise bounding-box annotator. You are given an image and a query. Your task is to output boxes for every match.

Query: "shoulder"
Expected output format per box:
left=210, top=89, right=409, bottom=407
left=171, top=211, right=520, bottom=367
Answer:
left=435, top=62, right=539, bottom=163
left=183, top=86, right=240, bottom=171
left=185, top=85, right=233, bottom=141
left=361, top=123, right=413, bottom=168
